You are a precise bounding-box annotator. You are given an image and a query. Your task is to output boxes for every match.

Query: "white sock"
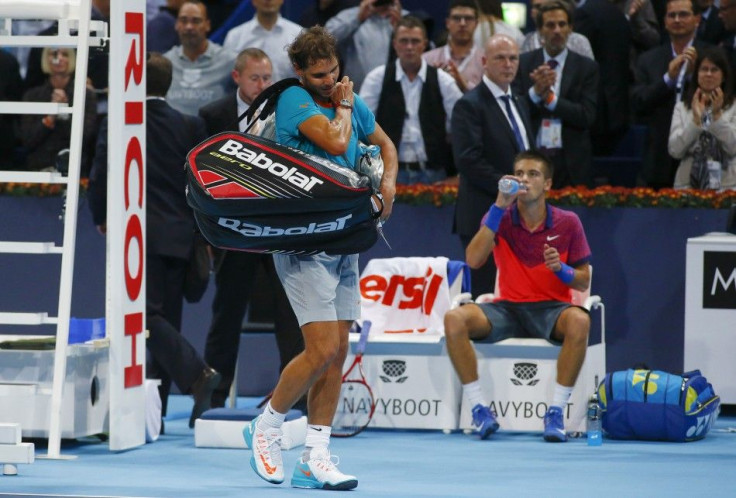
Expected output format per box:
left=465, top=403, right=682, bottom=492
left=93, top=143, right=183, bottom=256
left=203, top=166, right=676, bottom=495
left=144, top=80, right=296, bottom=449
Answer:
left=463, top=380, right=486, bottom=408
left=551, top=383, right=574, bottom=409
left=258, top=401, right=286, bottom=430
left=302, top=424, right=331, bottom=461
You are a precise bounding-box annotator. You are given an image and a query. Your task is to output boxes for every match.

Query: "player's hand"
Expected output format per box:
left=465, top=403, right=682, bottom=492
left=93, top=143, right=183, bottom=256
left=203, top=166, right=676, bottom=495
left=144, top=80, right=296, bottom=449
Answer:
left=331, top=76, right=354, bottom=107
left=495, top=174, right=524, bottom=208
left=543, top=243, right=562, bottom=272
left=378, top=182, right=395, bottom=222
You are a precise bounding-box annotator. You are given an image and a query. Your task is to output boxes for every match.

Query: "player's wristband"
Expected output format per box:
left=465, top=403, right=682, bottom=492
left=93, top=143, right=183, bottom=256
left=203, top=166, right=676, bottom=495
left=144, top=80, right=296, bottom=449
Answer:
left=554, top=262, right=575, bottom=284
left=484, top=204, right=504, bottom=232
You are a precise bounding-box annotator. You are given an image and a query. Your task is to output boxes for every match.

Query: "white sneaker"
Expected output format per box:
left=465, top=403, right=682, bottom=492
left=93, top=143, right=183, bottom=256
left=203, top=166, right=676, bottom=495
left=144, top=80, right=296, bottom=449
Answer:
left=242, top=415, right=284, bottom=484
left=290, top=447, right=358, bottom=490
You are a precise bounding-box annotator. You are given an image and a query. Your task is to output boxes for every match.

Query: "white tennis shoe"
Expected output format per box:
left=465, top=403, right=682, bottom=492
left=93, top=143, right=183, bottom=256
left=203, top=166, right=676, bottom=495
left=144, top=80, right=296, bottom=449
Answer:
left=290, top=447, right=358, bottom=490
left=242, top=415, right=284, bottom=484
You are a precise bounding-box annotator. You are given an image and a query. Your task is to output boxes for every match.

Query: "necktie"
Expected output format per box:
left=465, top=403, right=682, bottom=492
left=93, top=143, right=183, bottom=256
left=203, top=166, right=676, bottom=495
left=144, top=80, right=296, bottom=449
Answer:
left=500, top=95, right=526, bottom=152
left=547, top=58, right=558, bottom=70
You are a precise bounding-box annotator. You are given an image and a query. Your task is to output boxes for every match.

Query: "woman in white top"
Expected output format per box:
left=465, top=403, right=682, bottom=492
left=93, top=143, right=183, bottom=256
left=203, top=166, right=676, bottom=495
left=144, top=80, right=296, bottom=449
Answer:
left=473, top=0, right=524, bottom=48
left=669, top=47, right=736, bottom=191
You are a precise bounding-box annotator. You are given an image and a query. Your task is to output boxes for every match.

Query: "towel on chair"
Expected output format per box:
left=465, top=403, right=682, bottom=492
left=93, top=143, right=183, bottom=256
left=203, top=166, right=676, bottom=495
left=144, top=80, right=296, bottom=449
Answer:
left=359, top=257, right=467, bottom=337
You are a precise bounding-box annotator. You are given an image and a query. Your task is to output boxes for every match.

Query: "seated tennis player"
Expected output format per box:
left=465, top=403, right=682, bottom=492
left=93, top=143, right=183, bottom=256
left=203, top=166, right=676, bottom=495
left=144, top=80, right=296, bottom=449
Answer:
left=443, top=150, right=592, bottom=442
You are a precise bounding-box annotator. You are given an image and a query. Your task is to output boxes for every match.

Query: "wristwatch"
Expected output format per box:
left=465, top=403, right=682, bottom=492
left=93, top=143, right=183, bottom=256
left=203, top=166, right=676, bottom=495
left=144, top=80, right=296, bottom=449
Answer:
left=339, top=99, right=353, bottom=110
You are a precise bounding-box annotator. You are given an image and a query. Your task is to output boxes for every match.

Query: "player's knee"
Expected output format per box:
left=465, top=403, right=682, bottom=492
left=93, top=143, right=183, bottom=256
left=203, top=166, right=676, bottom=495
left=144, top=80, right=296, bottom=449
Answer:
left=444, top=309, right=468, bottom=341
left=563, top=310, right=590, bottom=345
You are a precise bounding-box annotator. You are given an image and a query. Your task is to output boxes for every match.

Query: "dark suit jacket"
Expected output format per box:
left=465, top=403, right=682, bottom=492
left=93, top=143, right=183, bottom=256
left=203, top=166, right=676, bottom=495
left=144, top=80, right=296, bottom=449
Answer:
left=451, top=82, right=534, bottom=237
left=88, top=99, right=208, bottom=260
left=632, top=40, right=710, bottom=187
left=574, top=0, right=631, bottom=146
left=198, top=92, right=239, bottom=136
left=698, top=8, right=727, bottom=45
left=514, top=49, right=599, bottom=187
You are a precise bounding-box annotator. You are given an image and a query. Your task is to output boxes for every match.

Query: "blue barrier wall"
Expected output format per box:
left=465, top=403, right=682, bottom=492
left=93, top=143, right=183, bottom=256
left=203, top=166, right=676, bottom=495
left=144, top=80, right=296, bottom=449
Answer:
left=0, top=196, right=728, bottom=392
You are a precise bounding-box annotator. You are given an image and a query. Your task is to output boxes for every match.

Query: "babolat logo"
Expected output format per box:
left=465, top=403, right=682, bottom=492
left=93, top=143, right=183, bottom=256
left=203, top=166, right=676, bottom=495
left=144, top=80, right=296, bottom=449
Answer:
left=218, top=139, right=324, bottom=192
left=218, top=214, right=352, bottom=237
left=380, top=359, right=408, bottom=383
left=702, top=251, right=736, bottom=309
left=511, top=362, right=540, bottom=386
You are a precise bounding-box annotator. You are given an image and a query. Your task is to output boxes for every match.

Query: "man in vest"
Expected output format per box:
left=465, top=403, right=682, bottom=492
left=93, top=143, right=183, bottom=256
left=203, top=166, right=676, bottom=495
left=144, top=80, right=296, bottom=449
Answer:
left=359, top=16, right=462, bottom=185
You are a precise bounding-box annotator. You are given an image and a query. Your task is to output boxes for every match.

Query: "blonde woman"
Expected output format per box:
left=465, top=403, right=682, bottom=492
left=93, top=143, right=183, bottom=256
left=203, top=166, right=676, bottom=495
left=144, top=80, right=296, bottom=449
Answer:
left=20, top=47, right=97, bottom=172
left=473, top=0, right=524, bottom=48
left=669, top=47, right=736, bottom=190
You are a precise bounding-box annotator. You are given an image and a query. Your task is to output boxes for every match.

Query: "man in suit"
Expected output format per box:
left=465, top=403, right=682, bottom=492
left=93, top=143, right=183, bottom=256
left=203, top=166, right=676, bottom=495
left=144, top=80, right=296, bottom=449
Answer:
left=88, top=53, right=219, bottom=428
left=574, top=0, right=632, bottom=156
left=632, top=0, right=706, bottom=188
left=696, top=0, right=727, bottom=45
left=514, top=0, right=599, bottom=188
left=718, top=0, right=736, bottom=72
left=451, top=33, right=534, bottom=297
left=198, top=48, right=304, bottom=409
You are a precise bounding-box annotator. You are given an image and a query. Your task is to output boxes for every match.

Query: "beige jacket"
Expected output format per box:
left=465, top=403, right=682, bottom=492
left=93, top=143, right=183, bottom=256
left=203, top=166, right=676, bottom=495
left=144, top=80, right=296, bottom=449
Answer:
left=669, top=101, right=736, bottom=190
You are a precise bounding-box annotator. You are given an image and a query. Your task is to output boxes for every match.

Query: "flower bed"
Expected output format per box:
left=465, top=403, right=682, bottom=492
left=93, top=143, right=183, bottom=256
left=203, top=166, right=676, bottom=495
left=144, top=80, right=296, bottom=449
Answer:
left=3, top=181, right=735, bottom=209
left=395, top=184, right=736, bottom=209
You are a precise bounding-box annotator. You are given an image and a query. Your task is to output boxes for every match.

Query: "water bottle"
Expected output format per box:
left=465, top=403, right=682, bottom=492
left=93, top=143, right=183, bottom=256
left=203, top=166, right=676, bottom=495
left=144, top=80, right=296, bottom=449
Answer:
left=587, top=379, right=603, bottom=446
left=498, top=178, right=519, bottom=194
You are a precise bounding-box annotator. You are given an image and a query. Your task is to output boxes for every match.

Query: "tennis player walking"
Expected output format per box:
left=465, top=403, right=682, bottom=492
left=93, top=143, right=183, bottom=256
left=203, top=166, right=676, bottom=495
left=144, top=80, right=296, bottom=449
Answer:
left=243, top=26, right=397, bottom=490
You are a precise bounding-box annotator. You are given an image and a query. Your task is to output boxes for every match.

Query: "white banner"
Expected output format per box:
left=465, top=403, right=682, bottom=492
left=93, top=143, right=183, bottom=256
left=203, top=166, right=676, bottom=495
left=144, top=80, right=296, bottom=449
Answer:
left=359, top=257, right=464, bottom=336
left=107, top=0, right=147, bottom=451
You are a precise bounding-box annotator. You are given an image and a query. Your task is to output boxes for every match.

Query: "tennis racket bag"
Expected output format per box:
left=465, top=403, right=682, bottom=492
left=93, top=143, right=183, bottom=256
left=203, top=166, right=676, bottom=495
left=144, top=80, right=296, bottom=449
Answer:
left=597, top=369, right=720, bottom=442
left=185, top=131, right=378, bottom=254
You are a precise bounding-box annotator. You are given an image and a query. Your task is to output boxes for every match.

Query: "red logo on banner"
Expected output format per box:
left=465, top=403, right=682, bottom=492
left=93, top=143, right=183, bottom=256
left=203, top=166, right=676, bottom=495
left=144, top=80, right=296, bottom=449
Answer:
left=122, top=12, right=145, bottom=389
left=360, top=266, right=443, bottom=315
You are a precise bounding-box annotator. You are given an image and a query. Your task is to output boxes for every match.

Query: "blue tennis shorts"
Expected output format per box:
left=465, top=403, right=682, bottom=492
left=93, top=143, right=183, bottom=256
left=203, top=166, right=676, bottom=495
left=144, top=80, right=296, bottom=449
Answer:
left=475, top=300, right=585, bottom=345
left=273, top=252, right=361, bottom=327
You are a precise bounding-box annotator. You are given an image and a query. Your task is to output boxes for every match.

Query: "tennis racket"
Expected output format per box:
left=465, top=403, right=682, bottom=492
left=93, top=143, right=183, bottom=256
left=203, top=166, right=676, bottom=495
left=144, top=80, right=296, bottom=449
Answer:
left=332, top=320, right=376, bottom=437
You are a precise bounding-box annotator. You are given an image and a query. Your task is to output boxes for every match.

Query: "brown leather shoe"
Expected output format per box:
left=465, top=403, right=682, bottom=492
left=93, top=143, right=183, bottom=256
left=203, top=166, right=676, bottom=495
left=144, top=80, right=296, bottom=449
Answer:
left=189, top=366, right=221, bottom=428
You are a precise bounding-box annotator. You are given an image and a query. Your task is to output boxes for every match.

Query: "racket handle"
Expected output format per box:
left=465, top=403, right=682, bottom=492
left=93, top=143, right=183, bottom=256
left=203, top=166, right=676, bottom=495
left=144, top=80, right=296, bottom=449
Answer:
left=356, top=320, right=372, bottom=354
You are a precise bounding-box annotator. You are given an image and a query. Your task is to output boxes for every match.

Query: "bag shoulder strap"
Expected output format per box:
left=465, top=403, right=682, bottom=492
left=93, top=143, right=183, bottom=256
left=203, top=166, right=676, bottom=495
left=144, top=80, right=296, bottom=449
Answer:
left=241, top=78, right=301, bottom=132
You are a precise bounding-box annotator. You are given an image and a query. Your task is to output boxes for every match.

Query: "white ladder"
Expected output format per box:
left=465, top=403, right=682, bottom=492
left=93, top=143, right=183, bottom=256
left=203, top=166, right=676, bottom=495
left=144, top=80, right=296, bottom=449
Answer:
left=0, top=0, right=105, bottom=459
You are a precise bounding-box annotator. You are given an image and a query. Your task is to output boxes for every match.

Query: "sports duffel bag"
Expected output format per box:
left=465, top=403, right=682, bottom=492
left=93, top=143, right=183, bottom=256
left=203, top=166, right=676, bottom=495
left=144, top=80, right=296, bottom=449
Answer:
left=598, top=369, right=720, bottom=442
left=185, top=131, right=379, bottom=255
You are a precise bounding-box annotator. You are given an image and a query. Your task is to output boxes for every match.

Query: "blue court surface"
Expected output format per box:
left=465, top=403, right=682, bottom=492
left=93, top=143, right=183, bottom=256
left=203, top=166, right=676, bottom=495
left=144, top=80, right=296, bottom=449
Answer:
left=2, top=396, right=735, bottom=497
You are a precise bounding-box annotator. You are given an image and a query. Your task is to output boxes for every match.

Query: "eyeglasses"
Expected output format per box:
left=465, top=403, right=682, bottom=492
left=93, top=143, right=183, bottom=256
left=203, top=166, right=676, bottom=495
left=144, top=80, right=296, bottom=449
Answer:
left=666, top=10, right=694, bottom=19
left=449, top=14, right=477, bottom=23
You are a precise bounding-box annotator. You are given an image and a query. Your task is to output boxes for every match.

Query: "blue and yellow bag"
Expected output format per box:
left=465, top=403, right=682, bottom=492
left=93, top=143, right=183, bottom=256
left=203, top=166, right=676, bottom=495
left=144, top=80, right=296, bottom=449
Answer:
left=598, top=369, right=720, bottom=442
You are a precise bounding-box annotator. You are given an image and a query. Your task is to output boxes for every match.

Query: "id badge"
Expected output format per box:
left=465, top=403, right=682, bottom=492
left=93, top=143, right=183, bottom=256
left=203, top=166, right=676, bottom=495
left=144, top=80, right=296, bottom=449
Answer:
left=540, top=119, right=562, bottom=149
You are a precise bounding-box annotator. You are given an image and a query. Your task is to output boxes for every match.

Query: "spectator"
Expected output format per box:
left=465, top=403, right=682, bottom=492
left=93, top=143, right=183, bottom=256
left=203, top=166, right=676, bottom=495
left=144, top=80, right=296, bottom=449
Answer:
left=325, top=0, right=407, bottom=90
left=222, top=0, right=303, bottom=82
left=718, top=0, right=736, bottom=72
left=611, top=0, right=661, bottom=62
left=20, top=47, right=97, bottom=172
left=147, top=0, right=186, bottom=54
left=514, top=0, right=599, bottom=188
left=474, top=0, right=524, bottom=48
left=451, top=34, right=534, bottom=298
left=197, top=48, right=304, bottom=408
left=164, top=0, right=237, bottom=116
left=87, top=53, right=219, bottom=428
left=632, top=0, right=707, bottom=188
left=574, top=0, right=633, bottom=156
left=696, top=0, right=728, bottom=45
left=300, top=0, right=360, bottom=28
left=423, top=0, right=485, bottom=93
left=243, top=26, right=397, bottom=490
left=522, top=0, right=595, bottom=60
left=360, top=16, right=462, bottom=185
left=0, top=50, right=23, bottom=170
left=670, top=47, right=736, bottom=189
left=443, top=150, right=592, bottom=442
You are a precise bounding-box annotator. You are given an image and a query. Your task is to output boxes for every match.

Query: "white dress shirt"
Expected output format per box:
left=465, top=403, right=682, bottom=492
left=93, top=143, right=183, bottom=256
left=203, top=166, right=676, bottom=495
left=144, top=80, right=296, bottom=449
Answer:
left=360, top=58, right=463, bottom=163
left=482, top=74, right=530, bottom=151
left=222, top=15, right=303, bottom=82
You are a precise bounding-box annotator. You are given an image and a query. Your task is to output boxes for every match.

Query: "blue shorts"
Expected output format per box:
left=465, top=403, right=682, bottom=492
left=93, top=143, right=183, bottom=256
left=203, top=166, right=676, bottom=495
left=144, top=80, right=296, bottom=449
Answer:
left=272, top=252, right=361, bottom=327
left=475, top=301, right=584, bottom=345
